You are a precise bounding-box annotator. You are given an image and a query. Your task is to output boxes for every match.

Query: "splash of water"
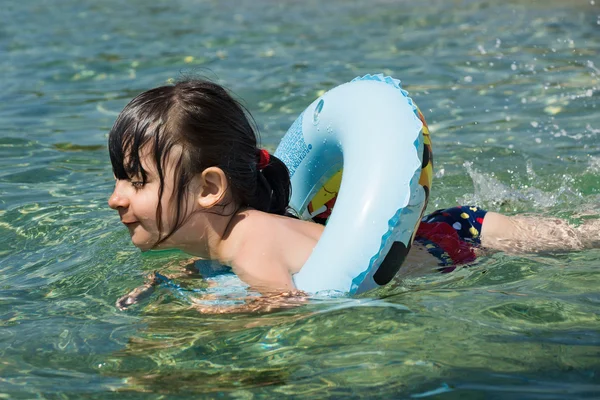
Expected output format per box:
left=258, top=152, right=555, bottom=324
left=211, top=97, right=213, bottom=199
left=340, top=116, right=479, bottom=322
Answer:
left=588, top=156, right=600, bottom=173
left=459, top=161, right=582, bottom=211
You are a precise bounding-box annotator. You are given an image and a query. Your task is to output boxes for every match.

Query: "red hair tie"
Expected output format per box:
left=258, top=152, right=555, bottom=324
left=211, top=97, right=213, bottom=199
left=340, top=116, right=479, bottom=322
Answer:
left=257, top=149, right=270, bottom=170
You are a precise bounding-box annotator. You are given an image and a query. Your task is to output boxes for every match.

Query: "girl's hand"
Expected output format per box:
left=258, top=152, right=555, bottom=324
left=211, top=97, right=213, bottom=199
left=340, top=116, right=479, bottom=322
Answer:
left=115, top=273, right=160, bottom=310
left=115, top=259, right=200, bottom=311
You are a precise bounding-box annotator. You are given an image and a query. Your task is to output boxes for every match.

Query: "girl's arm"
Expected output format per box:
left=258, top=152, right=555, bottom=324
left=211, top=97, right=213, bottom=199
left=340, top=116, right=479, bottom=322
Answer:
left=189, top=290, right=307, bottom=314
left=480, top=212, right=598, bottom=253
left=116, top=271, right=306, bottom=314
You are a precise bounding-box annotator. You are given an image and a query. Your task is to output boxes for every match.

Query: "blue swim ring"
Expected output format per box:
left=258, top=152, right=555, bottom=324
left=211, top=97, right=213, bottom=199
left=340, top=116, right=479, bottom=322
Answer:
left=275, top=74, right=433, bottom=295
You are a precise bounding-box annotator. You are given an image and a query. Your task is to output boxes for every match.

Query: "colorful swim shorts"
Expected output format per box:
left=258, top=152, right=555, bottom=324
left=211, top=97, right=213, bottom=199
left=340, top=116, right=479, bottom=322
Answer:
left=415, top=206, right=488, bottom=272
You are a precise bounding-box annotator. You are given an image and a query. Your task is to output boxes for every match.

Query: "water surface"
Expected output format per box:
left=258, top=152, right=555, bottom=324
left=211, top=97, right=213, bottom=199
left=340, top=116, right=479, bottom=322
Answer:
left=1, top=0, right=599, bottom=398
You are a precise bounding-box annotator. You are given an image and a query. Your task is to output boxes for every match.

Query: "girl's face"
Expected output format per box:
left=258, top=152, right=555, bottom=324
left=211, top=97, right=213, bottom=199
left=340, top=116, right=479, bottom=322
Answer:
left=108, top=149, right=195, bottom=251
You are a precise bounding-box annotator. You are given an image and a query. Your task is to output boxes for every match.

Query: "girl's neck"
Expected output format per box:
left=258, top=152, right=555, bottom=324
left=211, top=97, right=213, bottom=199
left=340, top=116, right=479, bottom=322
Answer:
left=213, top=207, right=256, bottom=265
left=168, top=205, right=250, bottom=265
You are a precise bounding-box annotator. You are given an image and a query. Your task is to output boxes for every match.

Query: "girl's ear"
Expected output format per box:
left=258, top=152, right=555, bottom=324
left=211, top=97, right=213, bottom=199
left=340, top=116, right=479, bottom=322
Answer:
left=197, top=167, right=229, bottom=208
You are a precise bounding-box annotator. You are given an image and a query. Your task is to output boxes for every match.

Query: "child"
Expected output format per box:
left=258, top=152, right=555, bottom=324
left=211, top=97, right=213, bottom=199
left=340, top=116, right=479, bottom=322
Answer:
left=109, top=79, right=598, bottom=310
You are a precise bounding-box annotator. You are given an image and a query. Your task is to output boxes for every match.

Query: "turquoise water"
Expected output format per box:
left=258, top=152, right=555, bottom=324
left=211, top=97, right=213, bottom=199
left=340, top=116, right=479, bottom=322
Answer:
left=1, top=0, right=600, bottom=397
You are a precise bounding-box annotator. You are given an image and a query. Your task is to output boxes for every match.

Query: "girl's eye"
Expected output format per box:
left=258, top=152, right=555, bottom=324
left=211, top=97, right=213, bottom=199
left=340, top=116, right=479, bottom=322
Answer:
left=131, top=181, right=145, bottom=190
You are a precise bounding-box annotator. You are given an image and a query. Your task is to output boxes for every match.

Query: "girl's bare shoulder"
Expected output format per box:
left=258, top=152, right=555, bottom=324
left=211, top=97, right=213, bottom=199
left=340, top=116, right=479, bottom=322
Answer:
left=232, top=212, right=323, bottom=288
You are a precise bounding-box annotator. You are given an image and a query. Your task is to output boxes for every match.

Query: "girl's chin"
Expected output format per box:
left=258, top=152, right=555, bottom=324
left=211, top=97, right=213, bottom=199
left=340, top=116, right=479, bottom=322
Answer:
left=130, top=234, right=158, bottom=251
left=128, top=225, right=179, bottom=251
left=132, top=241, right=155, bottom=251
left=131, top=235, right=174, bottom=252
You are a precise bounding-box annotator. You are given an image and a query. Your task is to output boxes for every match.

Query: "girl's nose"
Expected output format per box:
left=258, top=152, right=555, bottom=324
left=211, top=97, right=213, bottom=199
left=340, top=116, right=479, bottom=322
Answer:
left=108, top=181, right=129, bottom=210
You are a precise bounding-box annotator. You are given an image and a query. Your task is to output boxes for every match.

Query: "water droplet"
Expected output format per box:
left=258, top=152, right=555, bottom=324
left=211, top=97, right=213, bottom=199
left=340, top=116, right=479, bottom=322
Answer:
left=313, top=99, right=324, bottom=125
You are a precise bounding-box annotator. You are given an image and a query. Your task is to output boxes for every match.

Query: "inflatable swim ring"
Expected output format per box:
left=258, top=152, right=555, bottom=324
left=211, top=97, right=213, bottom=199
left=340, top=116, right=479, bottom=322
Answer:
left=275, top=74, right=433, bottom=295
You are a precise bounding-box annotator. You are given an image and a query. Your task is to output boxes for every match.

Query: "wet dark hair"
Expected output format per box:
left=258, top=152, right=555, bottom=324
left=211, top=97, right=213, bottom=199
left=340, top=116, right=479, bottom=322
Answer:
left=108, top=79, right=292, bottom=246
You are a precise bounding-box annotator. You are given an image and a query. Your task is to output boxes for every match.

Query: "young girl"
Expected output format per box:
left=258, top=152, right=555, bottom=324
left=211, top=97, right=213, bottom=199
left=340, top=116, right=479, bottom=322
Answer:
left=109, top=79, right=598, bottom=310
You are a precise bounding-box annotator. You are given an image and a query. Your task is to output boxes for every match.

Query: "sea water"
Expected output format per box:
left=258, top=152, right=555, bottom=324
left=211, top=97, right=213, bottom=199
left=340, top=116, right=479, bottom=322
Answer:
left=1, top=0, right=599, bottom=397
